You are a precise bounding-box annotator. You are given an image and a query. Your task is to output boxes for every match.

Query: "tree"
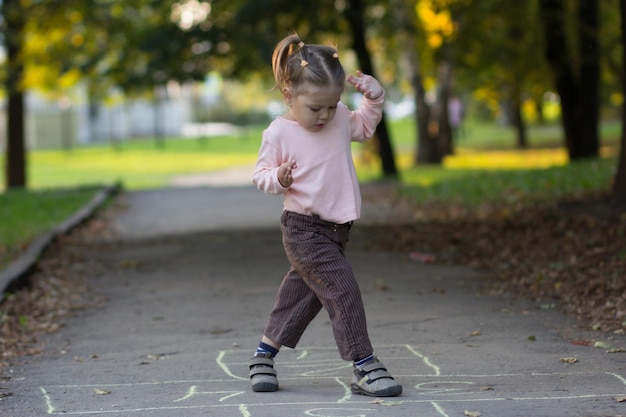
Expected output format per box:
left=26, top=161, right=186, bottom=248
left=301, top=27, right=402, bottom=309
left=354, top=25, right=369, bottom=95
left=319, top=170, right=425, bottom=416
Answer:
left=539, top=0, right=600, bottom=161
left=377, top=0, right=455, bottom=165
left=343, top=0, right=397, bottom=178
left=2, top=0, right=28, bottom=189
left=450, top=1, right=550, bottom=150
left=612, top=0, right=626, bottom=209
left=1, top=0, right=220, bottom=184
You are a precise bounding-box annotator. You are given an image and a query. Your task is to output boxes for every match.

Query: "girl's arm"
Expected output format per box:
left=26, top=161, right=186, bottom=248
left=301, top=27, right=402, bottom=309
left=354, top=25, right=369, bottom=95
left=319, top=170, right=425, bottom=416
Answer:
left=346, top=71, right=384, bottom=101
left=252, top=140, right=294, bottom=194
left=346, top=72, right=385, bottom=142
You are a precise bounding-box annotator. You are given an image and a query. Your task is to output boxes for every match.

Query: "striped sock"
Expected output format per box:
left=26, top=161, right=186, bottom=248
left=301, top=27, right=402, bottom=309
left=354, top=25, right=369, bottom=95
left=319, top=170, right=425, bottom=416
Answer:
left=354, top=353, right=374, bottom=367
left=256, top=341, right=279, bottom=358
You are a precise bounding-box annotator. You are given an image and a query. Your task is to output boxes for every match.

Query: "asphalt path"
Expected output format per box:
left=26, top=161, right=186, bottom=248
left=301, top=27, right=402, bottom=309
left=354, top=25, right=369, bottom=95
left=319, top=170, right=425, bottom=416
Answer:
left=2, top=183, right=626, bottom=417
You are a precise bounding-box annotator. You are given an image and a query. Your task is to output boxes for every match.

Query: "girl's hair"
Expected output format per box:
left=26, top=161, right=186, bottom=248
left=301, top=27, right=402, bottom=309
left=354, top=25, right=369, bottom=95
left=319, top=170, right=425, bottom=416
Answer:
left=271, top=33, right=345, bottom=94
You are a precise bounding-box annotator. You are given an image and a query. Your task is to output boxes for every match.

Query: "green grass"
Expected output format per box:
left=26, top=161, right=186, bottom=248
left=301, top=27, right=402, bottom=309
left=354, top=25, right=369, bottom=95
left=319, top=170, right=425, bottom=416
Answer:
left=399, top=157, right=616, bottom=206
left=0, top=186, right=101, bottom=268
left=358, top=118, right=620, bottom=206
left=25, top=131, right=263, bottom=190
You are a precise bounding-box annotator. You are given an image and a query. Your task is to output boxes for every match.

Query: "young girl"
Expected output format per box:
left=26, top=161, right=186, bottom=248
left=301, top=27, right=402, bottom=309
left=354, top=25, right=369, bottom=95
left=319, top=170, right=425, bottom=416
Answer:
left=249, top=33, right=402, bottom=398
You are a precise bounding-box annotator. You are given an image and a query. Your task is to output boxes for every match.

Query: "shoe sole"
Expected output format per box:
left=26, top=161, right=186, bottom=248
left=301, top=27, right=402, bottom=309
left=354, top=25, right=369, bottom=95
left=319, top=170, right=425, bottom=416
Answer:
left=252, top=382, right=279, bottom=392
left=350, top=383, right=402, bottom=397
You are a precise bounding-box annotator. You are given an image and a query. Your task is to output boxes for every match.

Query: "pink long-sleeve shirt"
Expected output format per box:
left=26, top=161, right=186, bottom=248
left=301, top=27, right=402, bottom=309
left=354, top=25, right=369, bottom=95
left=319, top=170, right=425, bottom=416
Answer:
left=252, top=94, right=384, bottom=224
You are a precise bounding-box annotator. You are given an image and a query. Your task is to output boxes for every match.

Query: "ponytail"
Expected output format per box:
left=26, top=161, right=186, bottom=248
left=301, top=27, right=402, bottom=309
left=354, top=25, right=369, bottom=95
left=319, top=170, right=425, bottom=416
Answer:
left=271, top=34, right=304, bottom=91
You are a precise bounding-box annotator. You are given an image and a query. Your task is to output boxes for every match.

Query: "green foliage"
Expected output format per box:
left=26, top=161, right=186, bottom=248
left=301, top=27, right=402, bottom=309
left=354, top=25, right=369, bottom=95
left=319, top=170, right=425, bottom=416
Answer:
left=13, top=1, right=218, bottom=99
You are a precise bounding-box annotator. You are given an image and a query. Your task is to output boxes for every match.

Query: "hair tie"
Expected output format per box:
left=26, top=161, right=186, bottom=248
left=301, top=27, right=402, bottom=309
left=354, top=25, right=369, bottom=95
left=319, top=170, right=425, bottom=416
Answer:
left=300, top=59, right=308, bottom=68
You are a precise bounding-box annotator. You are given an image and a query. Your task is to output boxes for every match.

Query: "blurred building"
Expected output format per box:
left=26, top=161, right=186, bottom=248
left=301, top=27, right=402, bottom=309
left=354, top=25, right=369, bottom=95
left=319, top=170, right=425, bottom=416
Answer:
left=0, top=74, right=230, bottom=150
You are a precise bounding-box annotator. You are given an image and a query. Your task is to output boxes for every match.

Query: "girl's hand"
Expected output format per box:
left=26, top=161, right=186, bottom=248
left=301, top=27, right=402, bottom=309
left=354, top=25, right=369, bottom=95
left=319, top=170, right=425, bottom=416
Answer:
left=346, top=71, right=384, bottom=101
left=278, top=160, right=297, bottom=187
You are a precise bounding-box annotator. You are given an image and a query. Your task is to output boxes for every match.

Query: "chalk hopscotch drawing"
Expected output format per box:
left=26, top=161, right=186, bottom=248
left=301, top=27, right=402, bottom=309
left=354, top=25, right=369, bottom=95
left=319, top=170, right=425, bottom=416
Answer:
left=39, top=344, right=626, bottom=416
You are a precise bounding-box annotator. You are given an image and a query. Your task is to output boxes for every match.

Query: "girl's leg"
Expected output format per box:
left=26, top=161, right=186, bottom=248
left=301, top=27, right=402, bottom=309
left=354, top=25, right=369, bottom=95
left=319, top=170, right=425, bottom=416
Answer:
left=263, top=266, right=324, bottom=348
left=260, top=335, right=281, bottom=350
left=280, top=217, right=401, bottom=397
left=250, top=256, right=322, bottom=393
left=277, top=211, right=373, bottom=362
left=252, top=211, right=401, bottom=397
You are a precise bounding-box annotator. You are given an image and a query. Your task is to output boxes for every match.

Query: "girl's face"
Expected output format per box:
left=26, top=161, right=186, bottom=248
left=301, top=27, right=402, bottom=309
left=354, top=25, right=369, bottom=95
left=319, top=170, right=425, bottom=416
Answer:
left=283, top=83, right=343, bottom=132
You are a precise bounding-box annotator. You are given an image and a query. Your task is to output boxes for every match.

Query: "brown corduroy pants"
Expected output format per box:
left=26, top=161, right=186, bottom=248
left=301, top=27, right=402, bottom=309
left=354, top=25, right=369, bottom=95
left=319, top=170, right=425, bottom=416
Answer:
left=263, top=210, right=373, bottom=362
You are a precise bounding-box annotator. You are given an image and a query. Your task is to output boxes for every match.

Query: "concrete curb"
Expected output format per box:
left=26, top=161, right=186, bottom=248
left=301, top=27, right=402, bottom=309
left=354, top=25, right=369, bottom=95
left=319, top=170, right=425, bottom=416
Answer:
left=0, top=183, right=122, bottom=300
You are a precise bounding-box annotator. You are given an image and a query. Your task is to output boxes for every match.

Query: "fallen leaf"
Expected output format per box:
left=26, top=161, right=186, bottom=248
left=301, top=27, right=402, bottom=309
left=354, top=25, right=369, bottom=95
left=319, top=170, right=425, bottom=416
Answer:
left=409, top=251, right=436, bottom=263
left=369, top=398, right=402, bottom=406
left=594, top=341, right=612, bottom=350
left=479, top=386, right=494, bottom=391
left=120, top=260, right=138, bottom=268
left=146, top=352, right=178, bottom=360
left=210, top=328, right=232, bottom=335
left=614, top=396, right=626, bottom=402
left=470, top=330, right=481, bottom=337
left=374, top=279, right=389, bottom=291
left=560, top=357, right=578, bottom=364
left=381, top=401, right=402, bottom=406
left=464, top=410, right=482, bottom=417
left=94, top=389, right=111, bottom=395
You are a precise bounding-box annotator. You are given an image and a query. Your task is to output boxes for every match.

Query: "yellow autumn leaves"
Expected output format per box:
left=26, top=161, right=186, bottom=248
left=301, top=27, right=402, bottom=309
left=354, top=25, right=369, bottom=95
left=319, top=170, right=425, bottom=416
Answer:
left=416, top=0, right=458, bottom=49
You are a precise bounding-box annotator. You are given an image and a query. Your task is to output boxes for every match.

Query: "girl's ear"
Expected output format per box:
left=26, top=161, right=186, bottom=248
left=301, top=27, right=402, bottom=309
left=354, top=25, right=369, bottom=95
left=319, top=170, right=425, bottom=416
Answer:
left=282, top=87, right=293, bottom=106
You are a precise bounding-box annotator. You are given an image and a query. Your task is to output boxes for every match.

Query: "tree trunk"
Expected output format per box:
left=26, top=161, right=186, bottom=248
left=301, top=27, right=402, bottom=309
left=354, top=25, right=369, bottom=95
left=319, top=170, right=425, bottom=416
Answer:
left=415, top=62, right=454, bottom=164
left=5, top=93, right=26, bottom=189
left=577, top=0, right=600, bottom=157
left=539, top=0, right=599, bottom=161
left=343, top=0, right=398, bottom=178
left=413, top=70, right=440, bottom=164
left=3, top=0, right=27, bottom=189
left=512, top=101, right=527, bottom=149
left=437, top=63, right=453, bottom=156
left=611, top=0, right=626, bottom=209
left=512, top=83, right=528, bottom=149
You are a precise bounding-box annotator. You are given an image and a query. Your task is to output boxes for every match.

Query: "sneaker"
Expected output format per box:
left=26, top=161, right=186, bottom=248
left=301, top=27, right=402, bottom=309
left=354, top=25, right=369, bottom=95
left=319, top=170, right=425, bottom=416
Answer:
left=249, top=352, right=279, bottom=392
left=351, top=356, right=402, bottom=397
